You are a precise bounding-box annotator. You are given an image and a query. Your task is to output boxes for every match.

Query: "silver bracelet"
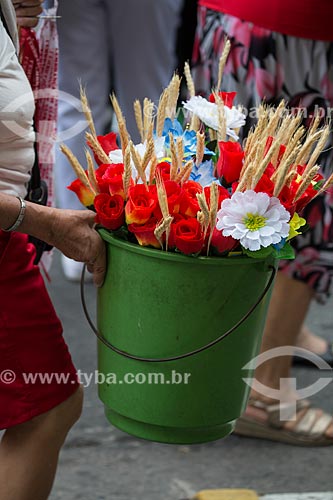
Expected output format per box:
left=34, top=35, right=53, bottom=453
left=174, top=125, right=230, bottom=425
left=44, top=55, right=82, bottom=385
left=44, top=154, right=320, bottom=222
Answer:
left=3, top=196, right=26, bottom=232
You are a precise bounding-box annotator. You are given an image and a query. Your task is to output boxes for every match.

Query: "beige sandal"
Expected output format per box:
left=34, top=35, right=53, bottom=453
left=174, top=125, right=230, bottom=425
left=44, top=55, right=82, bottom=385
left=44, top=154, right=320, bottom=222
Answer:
left=234, top=398, right=333, bottom=446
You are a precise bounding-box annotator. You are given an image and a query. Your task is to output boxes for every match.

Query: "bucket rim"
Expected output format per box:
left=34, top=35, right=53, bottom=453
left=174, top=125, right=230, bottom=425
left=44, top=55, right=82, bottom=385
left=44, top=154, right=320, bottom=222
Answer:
left=98, top=228, right=274, bottom=267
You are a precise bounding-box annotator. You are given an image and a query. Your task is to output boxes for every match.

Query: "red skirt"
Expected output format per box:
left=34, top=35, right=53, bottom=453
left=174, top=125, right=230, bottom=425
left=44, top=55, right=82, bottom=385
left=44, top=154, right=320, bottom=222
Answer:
left=0, top=231, right=79, bottom=430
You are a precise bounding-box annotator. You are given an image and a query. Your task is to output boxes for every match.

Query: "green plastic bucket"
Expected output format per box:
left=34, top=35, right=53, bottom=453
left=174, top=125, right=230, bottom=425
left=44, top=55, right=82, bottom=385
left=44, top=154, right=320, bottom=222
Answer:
left=82, top=229, right=276, bottom=444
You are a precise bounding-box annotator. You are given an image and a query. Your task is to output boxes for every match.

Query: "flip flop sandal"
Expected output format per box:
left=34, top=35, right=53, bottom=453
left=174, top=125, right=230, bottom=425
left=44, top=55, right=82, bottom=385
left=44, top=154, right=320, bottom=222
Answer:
left=233, top=398, right=333, bottom=446
left=293, top=341, right=333, bottom=368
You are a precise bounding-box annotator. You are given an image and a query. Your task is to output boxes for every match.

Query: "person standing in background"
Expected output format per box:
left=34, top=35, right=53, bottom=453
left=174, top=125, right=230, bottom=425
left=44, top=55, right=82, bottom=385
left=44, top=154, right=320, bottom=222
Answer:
left=56, top=0, right=184, bottom=280
left=192, top=0, right=333, bottom=445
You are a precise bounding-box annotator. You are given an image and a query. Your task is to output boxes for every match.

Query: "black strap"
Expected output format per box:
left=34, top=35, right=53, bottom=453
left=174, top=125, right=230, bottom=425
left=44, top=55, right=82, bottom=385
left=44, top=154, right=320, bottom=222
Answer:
left=26, top=132, right=53, bottom=264
left=26, top=137, right=48, bottom=205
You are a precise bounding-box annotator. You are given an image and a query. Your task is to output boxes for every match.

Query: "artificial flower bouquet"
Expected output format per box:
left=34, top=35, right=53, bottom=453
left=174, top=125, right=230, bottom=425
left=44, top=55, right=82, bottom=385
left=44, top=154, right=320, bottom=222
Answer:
left=62, top=44, right=332, bottom=261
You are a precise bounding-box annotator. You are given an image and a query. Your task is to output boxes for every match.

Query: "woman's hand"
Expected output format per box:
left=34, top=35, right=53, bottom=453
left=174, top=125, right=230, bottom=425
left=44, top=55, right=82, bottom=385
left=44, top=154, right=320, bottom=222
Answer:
left=49, top=208, right=106, bottom=288
left=12, top=0, right=43, bottom=28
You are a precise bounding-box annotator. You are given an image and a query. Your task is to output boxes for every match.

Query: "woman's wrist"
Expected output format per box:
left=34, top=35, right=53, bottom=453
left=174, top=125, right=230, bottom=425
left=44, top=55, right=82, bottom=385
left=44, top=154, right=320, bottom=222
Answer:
left=19, top=201, right=58, bottom=245
left=0, top=192, right=56, bottom=244
left=2, top=196, right=26, bottom=232
left=0, top=194, right=24, bottom=231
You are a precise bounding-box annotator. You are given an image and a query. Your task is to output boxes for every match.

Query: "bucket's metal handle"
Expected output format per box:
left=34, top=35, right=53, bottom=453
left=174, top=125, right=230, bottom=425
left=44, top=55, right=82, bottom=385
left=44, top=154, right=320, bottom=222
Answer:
left=81, top=264, right=276, bottom=363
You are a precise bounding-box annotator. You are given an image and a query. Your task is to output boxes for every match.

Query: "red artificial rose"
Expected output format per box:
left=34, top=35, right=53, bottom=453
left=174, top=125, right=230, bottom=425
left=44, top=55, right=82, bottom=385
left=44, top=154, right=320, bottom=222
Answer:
left=128, top=217, right=161, bottom=248
left=94, top=193, right=125, bottom=230
left=168, top=213, right=189, bottom=248
left=179, top=180, right=203, bottom=217
left=216, top=141, right=244, bottom=185
left=210, top=227, right=238, bottom=255
left=173, top=218, right=205, bottom=255
left=95, top=163, right=112, bottom=193
left=101, top=163, right=125, bottom=198
left=153, top=180, right=182, bottom=220
left=125, top=184, right=157, bottom=224
left=156, top=161, right=171, bottom=182
left=209, top=91, right=237, bottom=107
left=87, top=132, right=118, bottom=165
left=204, top=185, right=230, bottom=210
left=67, top=177, right=95, bottom=207
left=97, top=132, right=118, bottom=155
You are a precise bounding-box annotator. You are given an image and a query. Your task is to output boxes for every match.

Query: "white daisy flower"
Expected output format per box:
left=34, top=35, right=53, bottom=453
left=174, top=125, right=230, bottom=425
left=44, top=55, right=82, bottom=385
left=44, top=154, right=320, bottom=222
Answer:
left=216, top=190, right=291, bottom=251
left=183, top=96, right=246, bottom=141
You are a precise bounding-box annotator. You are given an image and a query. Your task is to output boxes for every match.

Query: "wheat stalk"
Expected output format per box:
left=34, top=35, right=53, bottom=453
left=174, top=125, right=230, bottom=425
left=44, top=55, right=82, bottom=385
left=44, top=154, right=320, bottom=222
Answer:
left=166, top=74, right=181, bottom=119
left=143, top=98, right=154, bottom=142
left=80, top=85, right=96, bottom=136
left=149, top=154, right=158, bottom=185
left=169, top=133, right=178, bottom=181
left=119, top=121, right=129, bottom=157
left=217, top=38, right=231, bottom=90
left=190, top=114, right=201, bottom=132
left=130, top=141, right=147, bottom=186
left=134, top=100, right=144, bottom=142
left=273, top=148, right=301, bottom=196
left=250, top=137, right=282, bottom=189
left=237, top=162, right=256, bottom=191
left=123, top=144, right=132, bottom=199
left=207, top=182, right=219, bottom=255
left=85, top=149, right=99, bottom=194
left=293, top=129, right=322, bottom=166
left=154, top=215, right=173, bottom=250
left=85, top=132, right=111, bottom=165
left=196, top=132, right=205, bottom=166
left=110, top=93, right=129, bottom=155
left=196, top=192, right=210, bottom=231
left=303, top=125, right=330, bottom=173
left=315, top=172, right=333, bottom=197
left=155, top=172, right=173, bottom=250
left=184, top=61, right=195, bottom=97
left=177, top=159, right=193, bottom=183
left=142, top=138, right=155, bottom=172
left=176, top=136, right=184, bottom=172
left=216, top=94, right=227, bottom=142
left=156, top=89, right=168, bottom=137
left=156, top=172, right=169, bottom=219
left=293, top=165, right=320, bottom=201
left=60, top=144, right=92, bottom=190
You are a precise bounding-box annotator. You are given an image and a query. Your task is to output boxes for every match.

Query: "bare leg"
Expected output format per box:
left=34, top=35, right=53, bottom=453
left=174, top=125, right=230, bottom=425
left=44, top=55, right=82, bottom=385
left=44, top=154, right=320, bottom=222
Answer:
left=0, top=386, right=83, bottom=500
left=248, top=272, right=333, bottom=437
left=254, top=272, right=313, bottom=394
left=296, top=324, right=328, bottom=354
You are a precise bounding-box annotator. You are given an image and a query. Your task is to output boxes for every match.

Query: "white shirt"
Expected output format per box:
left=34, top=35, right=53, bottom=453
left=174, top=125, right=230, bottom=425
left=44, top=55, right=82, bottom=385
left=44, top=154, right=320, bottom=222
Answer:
left=0, top=1, right=35, bottom=197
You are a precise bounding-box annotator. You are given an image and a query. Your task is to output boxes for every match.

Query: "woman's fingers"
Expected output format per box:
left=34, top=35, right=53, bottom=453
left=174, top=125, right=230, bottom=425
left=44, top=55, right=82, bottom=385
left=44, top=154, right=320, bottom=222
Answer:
left=15, top=1, right=43, bottom=27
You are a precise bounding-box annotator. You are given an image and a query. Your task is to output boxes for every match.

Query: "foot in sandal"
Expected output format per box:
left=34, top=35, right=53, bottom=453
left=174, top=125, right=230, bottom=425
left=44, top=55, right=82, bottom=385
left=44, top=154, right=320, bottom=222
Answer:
left=234, top=397, right=333, bottom=446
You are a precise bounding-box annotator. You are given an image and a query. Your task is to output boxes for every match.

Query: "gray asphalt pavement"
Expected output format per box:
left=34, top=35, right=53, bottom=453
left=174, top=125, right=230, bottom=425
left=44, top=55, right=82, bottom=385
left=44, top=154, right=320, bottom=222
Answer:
left=47, top=251, right=333, bottom=500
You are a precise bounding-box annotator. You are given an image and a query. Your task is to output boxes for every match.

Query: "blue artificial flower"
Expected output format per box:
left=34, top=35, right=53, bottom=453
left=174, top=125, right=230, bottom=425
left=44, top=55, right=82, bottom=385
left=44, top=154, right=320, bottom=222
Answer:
left=189, top=160, right=219, bottom=188
left=162, top=118, right=215, bottom=159
left=162, top=118, right=183, bottom=141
